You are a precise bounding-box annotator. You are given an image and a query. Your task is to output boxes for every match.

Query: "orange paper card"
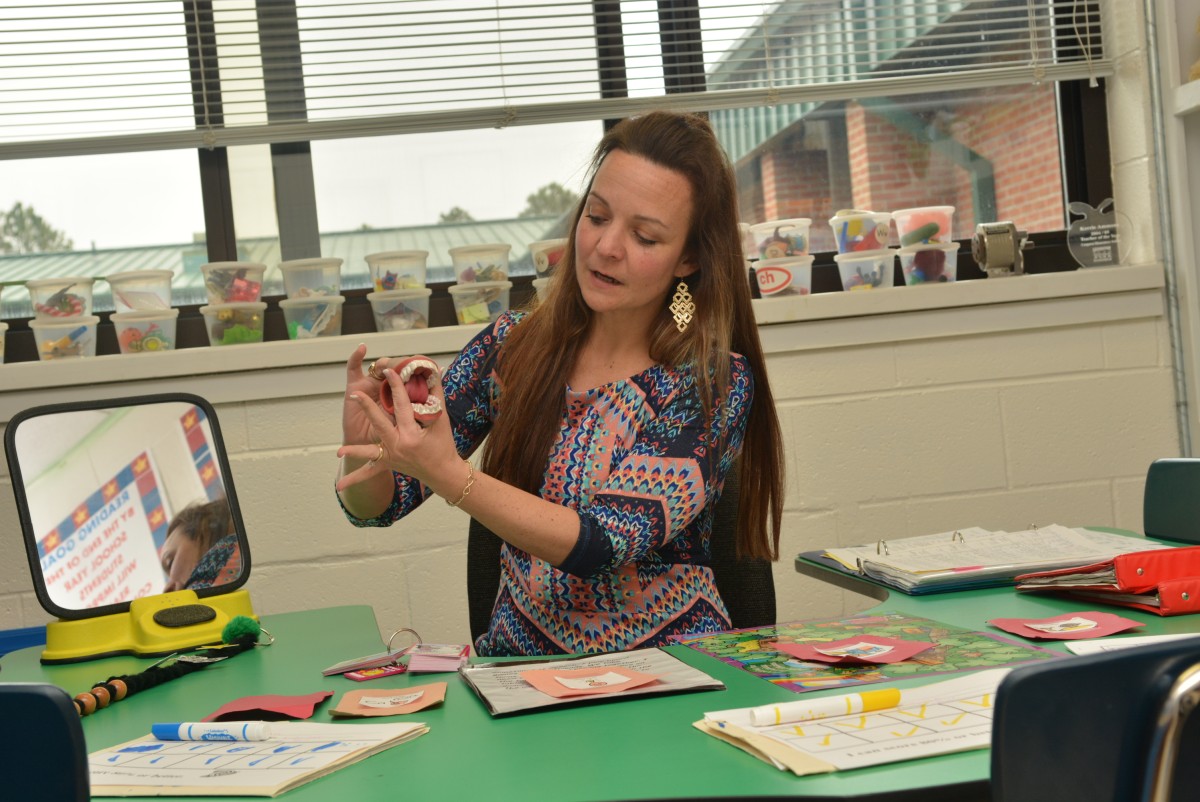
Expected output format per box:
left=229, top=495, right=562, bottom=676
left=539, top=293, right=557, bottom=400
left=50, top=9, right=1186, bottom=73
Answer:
left=518, top=666, right=661, bottom=698
left=331, top=682, right=448, bottom=717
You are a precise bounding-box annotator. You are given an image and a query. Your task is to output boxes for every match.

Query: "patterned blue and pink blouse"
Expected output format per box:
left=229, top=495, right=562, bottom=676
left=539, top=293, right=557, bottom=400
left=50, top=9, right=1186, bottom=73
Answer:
left=344, top=311, right=753, bottom=656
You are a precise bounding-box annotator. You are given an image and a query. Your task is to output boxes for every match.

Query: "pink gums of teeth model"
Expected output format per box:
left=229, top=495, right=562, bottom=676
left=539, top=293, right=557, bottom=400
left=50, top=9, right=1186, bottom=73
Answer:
left=380, top=355, right=443, bottom=424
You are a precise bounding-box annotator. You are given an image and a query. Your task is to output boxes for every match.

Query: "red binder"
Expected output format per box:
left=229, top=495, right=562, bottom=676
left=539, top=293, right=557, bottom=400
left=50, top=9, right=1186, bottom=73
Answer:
left=1015, top=546, right=1200, bottom=616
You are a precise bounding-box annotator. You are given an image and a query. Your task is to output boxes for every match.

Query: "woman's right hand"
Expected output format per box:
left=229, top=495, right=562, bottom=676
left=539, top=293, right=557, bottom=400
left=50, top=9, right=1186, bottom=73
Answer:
left=342, top=344, right=392, bottom=448
left=337, top=344, right=399, bottom=517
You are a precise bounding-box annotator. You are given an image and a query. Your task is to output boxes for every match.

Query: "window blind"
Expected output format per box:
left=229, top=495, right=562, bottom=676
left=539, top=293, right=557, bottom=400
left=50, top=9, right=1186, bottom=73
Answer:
left=0, top=0, right=1109, bottom=160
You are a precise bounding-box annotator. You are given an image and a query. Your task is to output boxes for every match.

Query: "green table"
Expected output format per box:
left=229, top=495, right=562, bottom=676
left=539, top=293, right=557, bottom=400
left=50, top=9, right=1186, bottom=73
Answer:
left=5, top=593, right=1197, bottom=801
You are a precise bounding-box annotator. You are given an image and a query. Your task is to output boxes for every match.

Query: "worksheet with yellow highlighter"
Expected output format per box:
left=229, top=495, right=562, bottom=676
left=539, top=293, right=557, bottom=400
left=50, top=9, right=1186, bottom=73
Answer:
left=694, top=668, right=1010, bottom=776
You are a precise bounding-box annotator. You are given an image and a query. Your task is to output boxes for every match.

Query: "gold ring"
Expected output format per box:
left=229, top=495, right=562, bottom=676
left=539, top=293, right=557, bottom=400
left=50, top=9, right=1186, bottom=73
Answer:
left=367, top=361, right=385, bottom=381
left=374, top=442, right=384, bottom=462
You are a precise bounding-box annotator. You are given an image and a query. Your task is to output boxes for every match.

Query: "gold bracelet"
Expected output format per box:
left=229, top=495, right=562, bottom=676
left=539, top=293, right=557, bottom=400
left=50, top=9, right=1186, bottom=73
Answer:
left=445, top=460, right=475, bottom=507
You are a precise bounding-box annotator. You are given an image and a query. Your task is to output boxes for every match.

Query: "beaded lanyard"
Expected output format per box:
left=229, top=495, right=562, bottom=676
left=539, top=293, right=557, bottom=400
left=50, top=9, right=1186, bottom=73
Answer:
left=72, top=616, right=271, bottom=717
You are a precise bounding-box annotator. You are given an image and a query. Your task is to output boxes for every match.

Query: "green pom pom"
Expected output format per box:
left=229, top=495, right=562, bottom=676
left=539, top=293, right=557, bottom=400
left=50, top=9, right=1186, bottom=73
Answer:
left=222, top=615, right=262, bottom=644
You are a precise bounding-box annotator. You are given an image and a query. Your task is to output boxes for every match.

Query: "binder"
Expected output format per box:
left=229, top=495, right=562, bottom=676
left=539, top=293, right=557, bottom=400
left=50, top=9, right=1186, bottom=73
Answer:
left=801, top=525, right=1168, bottom=595
left=1015, top=546, right=1200, bottom=616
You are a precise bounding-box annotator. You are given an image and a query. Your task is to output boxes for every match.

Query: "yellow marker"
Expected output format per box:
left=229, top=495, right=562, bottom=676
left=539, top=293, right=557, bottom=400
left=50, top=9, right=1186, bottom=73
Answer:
left=749, top=687, right=903, bottom=726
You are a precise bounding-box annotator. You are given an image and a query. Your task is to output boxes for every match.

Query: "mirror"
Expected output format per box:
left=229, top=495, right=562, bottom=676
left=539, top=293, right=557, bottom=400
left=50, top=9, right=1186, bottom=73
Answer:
left=5, top=393, right=251, bottom=622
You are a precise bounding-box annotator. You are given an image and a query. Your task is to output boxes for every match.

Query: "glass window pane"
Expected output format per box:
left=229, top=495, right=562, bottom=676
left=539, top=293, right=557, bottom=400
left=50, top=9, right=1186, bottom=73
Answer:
left=0, top=150, right=204, bottom=317
left=308, top=121, right=601, bottom=287
left=721, top=83, right=1067, bottom=249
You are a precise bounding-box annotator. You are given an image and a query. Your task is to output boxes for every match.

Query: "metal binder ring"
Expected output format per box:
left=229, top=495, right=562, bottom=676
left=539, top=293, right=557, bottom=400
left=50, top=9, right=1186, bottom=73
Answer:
left=386, top=627, right=422, bottom=655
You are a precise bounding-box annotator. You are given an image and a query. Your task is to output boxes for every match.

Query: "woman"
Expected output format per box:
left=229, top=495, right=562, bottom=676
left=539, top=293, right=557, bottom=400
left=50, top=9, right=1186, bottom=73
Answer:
left=160, top=497, right=241, bottom=592
left=337, top=110, right=785, bottom=656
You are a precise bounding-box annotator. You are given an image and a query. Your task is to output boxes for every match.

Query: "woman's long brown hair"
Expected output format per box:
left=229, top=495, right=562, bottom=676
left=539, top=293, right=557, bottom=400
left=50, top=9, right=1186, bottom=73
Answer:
left=480, top=110, right=784, bottom=560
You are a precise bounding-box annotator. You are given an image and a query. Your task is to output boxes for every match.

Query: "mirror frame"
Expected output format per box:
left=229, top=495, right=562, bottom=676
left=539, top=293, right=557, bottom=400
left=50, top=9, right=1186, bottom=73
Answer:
left=4, top=392, right=251, bottom=621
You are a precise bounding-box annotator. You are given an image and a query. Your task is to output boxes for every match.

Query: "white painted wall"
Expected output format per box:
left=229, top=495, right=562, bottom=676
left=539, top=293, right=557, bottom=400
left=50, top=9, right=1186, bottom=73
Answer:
left=0, top=1, right=1186, bottom=649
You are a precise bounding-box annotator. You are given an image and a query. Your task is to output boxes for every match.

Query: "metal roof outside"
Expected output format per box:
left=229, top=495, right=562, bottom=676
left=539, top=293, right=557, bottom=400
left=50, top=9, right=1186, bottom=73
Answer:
left=0, top=214, right=569, bottom=318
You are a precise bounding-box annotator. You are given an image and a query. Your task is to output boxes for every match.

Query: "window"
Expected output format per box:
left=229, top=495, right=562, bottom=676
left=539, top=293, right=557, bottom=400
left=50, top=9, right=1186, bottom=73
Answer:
left=0, top=1, right=1110, bottom=340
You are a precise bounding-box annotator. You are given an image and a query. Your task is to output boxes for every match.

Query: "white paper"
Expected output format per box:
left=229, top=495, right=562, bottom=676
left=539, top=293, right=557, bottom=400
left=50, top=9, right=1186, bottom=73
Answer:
left=89, top=721, right=427, bottom=797
left=1065, top=632, right=1200, bottom=655
left=701, top=669, right=1010, bottom=774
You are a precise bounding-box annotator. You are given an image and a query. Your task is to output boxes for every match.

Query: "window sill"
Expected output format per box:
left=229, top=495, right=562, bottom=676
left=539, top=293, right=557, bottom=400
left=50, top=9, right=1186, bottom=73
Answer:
left=0, top=263, right=1164, bottom=422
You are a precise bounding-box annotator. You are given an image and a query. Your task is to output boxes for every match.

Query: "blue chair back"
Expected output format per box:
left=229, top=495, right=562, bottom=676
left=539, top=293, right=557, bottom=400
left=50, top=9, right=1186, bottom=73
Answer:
left=0, top=683, right=89, bottom=801
left=991, top=638, right=1200, bottom=802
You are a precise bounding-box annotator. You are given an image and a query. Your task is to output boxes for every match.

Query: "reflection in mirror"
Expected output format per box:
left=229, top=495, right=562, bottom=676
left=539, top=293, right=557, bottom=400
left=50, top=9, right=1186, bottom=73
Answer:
left=5, top=394, right=249, bottom=621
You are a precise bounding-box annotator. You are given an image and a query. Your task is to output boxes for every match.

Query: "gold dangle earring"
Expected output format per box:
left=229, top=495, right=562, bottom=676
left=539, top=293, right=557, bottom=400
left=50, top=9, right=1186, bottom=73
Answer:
left=670, top=279, right=695, bottom=333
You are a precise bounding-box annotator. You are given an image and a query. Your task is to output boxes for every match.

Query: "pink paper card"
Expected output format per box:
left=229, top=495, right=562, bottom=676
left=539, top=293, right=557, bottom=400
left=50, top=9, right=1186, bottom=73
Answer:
left=519, top=666, right=662, bottom=698
left=776, top=636, right=935, bottom=665
left=406, top=643, right=470, bottom=674
left=203, top=691, right=333, bottom=722
left=988, top=612, right=1142, bottom=640
left=331, top=682, right=447, bottom=717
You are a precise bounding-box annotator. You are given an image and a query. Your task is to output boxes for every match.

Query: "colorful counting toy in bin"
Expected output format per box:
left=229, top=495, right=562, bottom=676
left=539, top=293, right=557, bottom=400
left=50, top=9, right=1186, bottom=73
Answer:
left=829, top=210, right=893, bottom=254
left=200, top=302, right=267, bottom=346
left=31, top=316, right=100, bottom=360
left=449, top=243, right=512, bottom=284
left=448, top=281, right=512, bottom=325
left=899, top=243, right=961, bottom=285
left=368, top=289, right=432, bottom=331
left=27, top=276, right=95, bottom=318
left=280, top=296, right=345, bottom=339
left=892, top=206, right=955, bottom=247
left=201, top=262, right=266, bottom=304
left=750, top=218, right=811, bottom=259
left=113, top=310, right=180, bottom=353
left=365, top=251, right=428, bottom=292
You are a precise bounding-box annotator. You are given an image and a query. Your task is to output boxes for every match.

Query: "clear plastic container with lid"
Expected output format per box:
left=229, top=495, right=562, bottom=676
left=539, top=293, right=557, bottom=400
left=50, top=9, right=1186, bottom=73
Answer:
left=367, top=289, right=432, bottom=331
left=112, top=309, right=180, bottom=353
left=30, top=315, right=100, bottom=359
left=27, top=276, right=95, bottom=318
left=448, top=280, right=512, bottom=325
left=449, top=243, right=511, bottom=283
left=278, top=257, right=343, bottom=298
left=199, top=301, right=268, bottom=346
left=105, top=269, right=174, bottom=312
left=201, top=262, right=266, bottom=304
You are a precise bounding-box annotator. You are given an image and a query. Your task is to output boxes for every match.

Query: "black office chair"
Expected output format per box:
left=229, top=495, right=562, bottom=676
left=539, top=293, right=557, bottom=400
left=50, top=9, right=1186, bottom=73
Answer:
left=0, top=682, right=90, bottom=801
left=991, top=637, right=1200, bottom=802
left=466, top=469, right=776, bottom=643
left=1144, top=458, right=1200, bottom=543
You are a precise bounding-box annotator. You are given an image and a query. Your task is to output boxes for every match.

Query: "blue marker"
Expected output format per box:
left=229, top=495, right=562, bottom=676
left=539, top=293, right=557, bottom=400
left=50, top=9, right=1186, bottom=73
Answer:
left=152, top=722, right=271, bottom=741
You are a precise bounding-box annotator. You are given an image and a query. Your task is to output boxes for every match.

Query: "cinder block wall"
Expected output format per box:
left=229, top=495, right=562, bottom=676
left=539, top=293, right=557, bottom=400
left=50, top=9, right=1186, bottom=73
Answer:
left=174, top=313, right=1180, bottom=645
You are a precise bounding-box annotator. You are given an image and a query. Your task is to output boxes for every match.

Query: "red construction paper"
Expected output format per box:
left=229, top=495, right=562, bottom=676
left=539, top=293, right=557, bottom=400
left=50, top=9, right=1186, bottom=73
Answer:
left=987, top=612, right=1142, bottom=640
left=776, top=636, right=935, bottom=665
left=202, top=691, right=334, bottom=722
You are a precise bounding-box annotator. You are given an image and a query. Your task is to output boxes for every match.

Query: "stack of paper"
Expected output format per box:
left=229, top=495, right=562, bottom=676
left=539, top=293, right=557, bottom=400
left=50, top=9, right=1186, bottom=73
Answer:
left=407, top=643, right=470, bottom=673
left=808, top=525, right=1168, bottom=594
